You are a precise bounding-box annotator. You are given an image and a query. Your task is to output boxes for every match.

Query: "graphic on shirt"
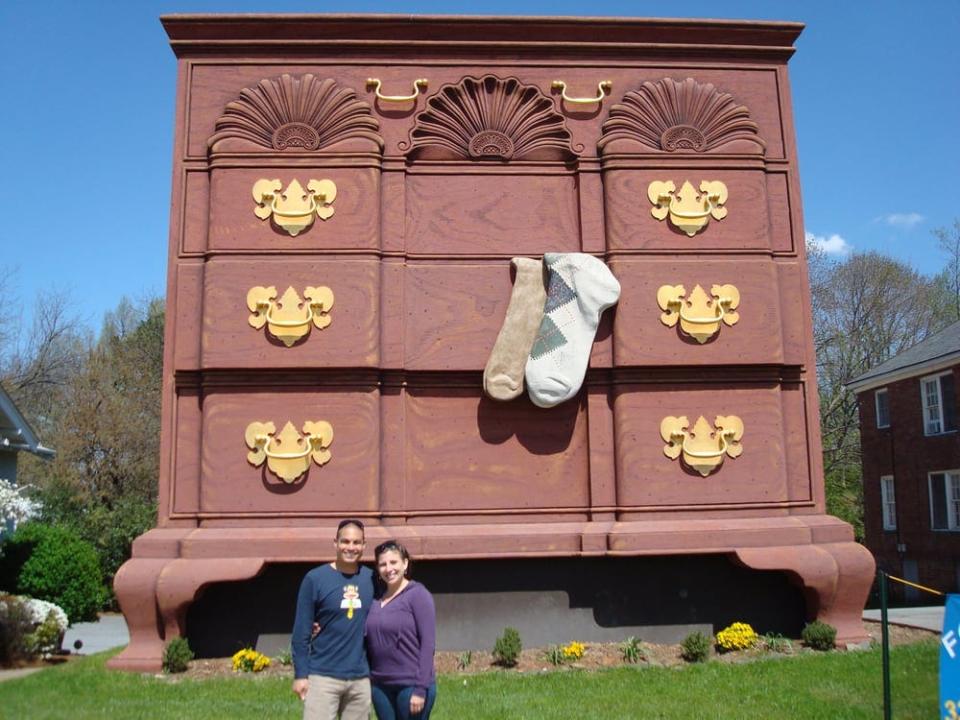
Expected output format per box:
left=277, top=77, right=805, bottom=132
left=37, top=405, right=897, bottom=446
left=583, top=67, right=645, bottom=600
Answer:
left=340, top=584, right=361, bottom=619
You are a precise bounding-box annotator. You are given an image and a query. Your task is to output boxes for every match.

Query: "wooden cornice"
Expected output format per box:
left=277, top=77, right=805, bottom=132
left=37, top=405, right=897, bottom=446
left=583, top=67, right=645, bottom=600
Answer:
left=161, top=14, right=803, bottom=62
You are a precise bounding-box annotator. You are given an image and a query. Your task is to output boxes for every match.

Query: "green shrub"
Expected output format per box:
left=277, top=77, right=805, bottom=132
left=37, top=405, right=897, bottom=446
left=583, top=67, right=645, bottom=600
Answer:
left=24, top=610, right=62, bottom=657
left=543, top=645, right=565, bottom=666
left=0, top=595, right=34, bottom=666
left=762, top=633, right=792, bottom=654
left=162, top=636, right=194, bottom=673
left=493, top=627, right=522, bottom=667
left=456, top=650, right=473, bottom=670
left=621, top=636, right=646, bottom=664
left=0, top=523, right=104, bottom=623
left=802, top=620, right=837, bottom=651
left=35, top=484, right=156, bottom=610
left=274, top=647, right=292, bottom=666
left=680, top=631, right=711, bottom=663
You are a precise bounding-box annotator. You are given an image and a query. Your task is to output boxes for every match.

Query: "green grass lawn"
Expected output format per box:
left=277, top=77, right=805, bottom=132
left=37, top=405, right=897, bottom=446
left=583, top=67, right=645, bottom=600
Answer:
left=0, top=640, right=937, bottom=720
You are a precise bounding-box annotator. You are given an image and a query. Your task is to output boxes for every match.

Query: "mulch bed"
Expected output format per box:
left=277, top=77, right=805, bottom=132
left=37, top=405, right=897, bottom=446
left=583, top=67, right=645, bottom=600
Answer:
left=162, top=620, right=935, bottom=681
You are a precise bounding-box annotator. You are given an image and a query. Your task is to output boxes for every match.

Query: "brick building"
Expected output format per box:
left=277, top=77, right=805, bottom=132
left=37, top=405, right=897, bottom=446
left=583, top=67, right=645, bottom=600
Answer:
left=849, top=320, right=960, bottom=599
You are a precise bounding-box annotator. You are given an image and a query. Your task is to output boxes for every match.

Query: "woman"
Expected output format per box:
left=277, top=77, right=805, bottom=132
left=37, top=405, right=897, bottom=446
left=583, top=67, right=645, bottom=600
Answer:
left=365, top=540, right=437, bottom=719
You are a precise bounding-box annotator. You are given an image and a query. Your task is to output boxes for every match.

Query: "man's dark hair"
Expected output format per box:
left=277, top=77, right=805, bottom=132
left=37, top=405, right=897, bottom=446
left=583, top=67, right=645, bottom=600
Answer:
left=336, top=518, right=365, bottom=538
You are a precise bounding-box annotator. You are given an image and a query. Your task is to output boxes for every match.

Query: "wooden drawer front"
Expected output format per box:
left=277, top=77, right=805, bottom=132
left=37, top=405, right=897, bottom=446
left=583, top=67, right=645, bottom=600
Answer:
left=405, top=174, right=580, bottom=256
left=604, top=169, right=783, bottom=252
left=404, top=264, right=509, bottom=371
left=614, top=383, right=811, bottom=508
left=610, top=258, right=785, bottom=366
left=208, top=167, right=379, bottom=251
left=199, top=388, right=379, bottom=514
left=403, top=390, right=589, bottom=512
left=200, top=258, right=379, bottom=369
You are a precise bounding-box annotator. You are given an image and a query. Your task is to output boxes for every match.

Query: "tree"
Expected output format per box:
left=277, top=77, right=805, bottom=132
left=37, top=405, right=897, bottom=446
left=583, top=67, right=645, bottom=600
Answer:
left=933, top=219, right=960, bottom=322
left=4, top=293, right=165, bottom=602
left=810, top=248, right=954, bottom=538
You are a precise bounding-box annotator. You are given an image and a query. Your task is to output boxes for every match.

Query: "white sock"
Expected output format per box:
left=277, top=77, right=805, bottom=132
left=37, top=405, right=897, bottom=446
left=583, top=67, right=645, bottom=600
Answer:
left=525, top=253, right=620, bottom=408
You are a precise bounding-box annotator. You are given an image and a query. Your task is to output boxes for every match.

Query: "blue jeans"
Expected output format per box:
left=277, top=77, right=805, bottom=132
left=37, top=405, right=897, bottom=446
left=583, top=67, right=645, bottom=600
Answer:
left=371, top=682, right=437, bottom=720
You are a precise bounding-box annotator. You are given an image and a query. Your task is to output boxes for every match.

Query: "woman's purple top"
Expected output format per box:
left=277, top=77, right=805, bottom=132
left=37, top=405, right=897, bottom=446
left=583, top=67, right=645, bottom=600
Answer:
left=364, top=580, right=436, bottom=697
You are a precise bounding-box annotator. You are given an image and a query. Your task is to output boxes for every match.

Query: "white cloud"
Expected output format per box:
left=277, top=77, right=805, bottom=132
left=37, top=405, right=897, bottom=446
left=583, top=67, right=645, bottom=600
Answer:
left=805, top=231, right=851, bottom=256
left=877, top=213, right=925, bottom=229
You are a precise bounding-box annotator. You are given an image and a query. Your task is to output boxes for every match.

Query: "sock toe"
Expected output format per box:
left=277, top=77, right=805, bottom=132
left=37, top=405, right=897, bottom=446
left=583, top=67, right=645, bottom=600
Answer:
left=529, top=375, right=573, bottom=408
left=485, top=373, right=523, bottom=401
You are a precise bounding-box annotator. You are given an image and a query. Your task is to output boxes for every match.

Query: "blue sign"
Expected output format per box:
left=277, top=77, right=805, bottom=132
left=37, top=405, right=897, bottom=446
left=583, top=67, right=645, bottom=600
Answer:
left=941, top=595, right=960, bottom=718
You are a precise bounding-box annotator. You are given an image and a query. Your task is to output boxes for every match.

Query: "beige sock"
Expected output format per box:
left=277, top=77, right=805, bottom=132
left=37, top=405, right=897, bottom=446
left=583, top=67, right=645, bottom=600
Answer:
left=483, top=258, right=548, bottom=400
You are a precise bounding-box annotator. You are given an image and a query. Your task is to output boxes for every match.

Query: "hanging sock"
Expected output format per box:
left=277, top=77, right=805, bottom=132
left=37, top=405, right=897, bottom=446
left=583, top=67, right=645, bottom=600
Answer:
left=525, top=253, right=620, bottom=408
left=483, top=257, right=548, bottom=401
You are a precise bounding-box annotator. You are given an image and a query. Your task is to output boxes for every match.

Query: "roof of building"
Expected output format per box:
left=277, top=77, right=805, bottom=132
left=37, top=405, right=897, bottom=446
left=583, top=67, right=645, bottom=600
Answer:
left=0, top=384, right=55, bottom=458
left=847, top=319, right=960, bottom=393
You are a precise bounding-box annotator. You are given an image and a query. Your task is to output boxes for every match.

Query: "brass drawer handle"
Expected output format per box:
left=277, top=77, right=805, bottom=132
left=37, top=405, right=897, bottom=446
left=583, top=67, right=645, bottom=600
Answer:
left=661, top=415, right=744, bottom=477
left=366, top=78, right=428, bottom=102
left=658, top=284, right=740, bottom=343
left=551, top=80, right=612, bottom=105
left=648, top=180, right=728, bottom=237
left=245, top=421, right=334, bottom=483
left=247, top=286, right=335, bottom=347
left=252, top=179, right=337, bottom=236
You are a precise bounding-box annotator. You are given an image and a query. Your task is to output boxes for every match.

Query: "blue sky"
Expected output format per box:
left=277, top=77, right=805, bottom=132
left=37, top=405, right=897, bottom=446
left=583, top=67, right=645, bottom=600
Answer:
left=1, top=0, right=957, bottom=332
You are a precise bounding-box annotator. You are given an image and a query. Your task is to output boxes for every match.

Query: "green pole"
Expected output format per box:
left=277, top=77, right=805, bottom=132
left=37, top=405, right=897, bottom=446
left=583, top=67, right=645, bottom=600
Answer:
left=880, top=570, right=891, bottom=720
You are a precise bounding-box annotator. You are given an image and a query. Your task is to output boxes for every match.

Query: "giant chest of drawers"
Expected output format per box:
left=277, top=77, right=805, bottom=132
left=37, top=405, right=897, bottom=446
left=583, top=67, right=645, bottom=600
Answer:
left=110, top=15, right=874, bottom=671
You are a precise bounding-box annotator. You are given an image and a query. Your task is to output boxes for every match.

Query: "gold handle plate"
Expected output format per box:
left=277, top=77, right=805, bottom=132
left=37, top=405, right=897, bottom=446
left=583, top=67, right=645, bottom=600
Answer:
left=661, top=415, right=744, bottom=477
left=658, top=284, right=740, bottom=343
left=366, top=78, right=428, bottom=102
left=247, top=286, right=334, bottom=347
left=648, top=180, right=728, bottom=237
left=551, top=80, right=612, bottom=105
left=252, top=178, right=337, bottom=236
left=245, top=421, right=334, bottom=483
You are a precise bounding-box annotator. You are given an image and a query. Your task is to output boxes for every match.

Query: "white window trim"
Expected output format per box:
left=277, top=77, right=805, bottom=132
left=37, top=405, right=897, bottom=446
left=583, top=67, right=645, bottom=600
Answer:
left=875, top=388, right=890, bottom=429
left=921, top=371, right=952, bottom=436
left=929, top=470, right=960, bottom=531
left=880, top=475, right=896, bottom=530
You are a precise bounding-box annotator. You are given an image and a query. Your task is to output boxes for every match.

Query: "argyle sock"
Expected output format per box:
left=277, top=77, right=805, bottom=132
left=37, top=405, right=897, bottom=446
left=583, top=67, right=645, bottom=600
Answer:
left=483, top=258, right=548, bottom=400
left=525, top=253, right=620, bottom=408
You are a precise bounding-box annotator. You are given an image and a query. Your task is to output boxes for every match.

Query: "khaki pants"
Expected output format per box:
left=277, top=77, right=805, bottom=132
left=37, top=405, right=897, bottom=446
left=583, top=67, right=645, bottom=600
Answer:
left=303, top=675, right=371, bottom=720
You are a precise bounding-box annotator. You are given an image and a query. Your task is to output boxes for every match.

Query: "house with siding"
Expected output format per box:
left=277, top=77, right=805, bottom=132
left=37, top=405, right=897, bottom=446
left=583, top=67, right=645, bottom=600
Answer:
left=848, top=320, right=960, bottom=599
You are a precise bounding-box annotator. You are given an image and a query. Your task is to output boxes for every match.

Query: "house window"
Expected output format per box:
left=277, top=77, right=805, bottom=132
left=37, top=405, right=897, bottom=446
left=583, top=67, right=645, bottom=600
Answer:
left=875, top=389, right=890, bottom=428
left=922, top=372, right=957, bottom=435
left=930, top=471, right=960, bottom=530
left=880, top=475, right=896, bottom=530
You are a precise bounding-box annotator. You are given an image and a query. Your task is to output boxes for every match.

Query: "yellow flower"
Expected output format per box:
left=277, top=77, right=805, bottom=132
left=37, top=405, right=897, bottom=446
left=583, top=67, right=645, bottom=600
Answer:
left=561, top=641, right=585, bottom=660
left=232, top=647, right=271, bottom=672
left=716, top=622, right=758, bottom=651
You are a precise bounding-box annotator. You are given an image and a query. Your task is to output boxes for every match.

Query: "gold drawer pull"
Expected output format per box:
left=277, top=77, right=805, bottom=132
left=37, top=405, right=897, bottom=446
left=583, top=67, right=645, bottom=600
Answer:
left=366, top=78, right=428, bottom=102
left=648, top=180, right=728, bottom=237
left=661, top=415, right=744, bottom=477
left=658, top=284, right=740, bottom=343
left=252, top=178, right=337, bottom=236
left=551, top=80, right=612, bottom=105
left=245, top=421, right=334, bottom=483
left=247, top=286, right=334, bottom=348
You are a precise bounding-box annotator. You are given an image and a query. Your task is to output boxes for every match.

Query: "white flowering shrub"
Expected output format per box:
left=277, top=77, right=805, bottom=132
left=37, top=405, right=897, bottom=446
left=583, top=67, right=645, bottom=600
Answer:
left=0, top=595, right=68, bottom=631
left=0, top=479, right=41, bottom=529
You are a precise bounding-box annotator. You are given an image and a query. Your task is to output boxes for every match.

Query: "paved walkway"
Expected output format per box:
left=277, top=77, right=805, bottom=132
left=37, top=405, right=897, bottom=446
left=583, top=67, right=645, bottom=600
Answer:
left=862, top=605, right=944, bottom=633
left=62, top=613, right=130, bottom=655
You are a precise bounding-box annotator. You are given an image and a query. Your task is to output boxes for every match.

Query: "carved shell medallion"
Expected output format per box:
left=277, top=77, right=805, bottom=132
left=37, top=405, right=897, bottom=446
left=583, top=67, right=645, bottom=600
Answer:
left=209, top=74, right=383, bottom=153
left=599, top=77, right=766, bottom=155
left=407, top=75, right=576, bottom=161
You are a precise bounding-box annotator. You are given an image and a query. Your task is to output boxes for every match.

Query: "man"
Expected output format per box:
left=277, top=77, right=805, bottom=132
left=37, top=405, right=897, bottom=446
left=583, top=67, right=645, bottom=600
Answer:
left=292, top=519, right=375, bottom=720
